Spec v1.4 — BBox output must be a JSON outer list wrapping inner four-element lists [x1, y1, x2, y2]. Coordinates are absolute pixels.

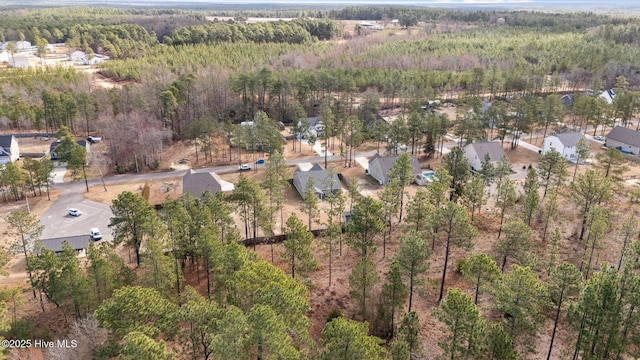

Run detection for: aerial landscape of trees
[[1, 2, 640, 359]]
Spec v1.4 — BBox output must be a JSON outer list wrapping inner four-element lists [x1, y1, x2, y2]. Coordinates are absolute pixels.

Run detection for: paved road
[[40, 143, 464, 241]]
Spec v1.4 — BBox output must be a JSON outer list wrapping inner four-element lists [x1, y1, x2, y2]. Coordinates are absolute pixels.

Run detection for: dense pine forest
[[1, 4, 640, 360]]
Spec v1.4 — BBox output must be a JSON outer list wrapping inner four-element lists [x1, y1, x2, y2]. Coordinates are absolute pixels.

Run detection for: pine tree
[[495, 178, 517, 239], [433, 288, 486, 359], [435, 201, 478, 303], [301, 176, 319, 231], [494, 265, 548, 354], [495, 219, 535, 271], [281, 213, 317, 280], [321, 317, 387, 360], [349, 255, 379, 320], [390, 153, 416, 222], [460, 253, 501, 304], [346, 196, 385, 258], [404, 188, 433, 233], [377, 260, 409, 338], [546, 262, 582, 360], [570, 169, 613, 241], [484, 323, 518, 360], [462, 176, 486, 223], [521, 167, 540, 226], [395, 230, 430, 312], [379, 179, 401, 258], [538, 149, 568, 198]]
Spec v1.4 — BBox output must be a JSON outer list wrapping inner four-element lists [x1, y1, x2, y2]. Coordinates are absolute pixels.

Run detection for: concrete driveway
[[40, 191, 113, 242]]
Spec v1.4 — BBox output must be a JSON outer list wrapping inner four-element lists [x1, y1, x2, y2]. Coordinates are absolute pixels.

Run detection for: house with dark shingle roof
[[605, 126, 640, 155], [464, 141, 506, 171], [36, 235, 91, 257], [367, 154, 421, 185], [292, 164, 342, 200], [543, 132, 588, 163], [182, 169, 234, 199], [50, 139, 90, 161], [0, 135, 19, 164]]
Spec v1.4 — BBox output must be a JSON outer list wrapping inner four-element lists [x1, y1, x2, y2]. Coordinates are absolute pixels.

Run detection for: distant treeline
[[165, 19, 341, 46]]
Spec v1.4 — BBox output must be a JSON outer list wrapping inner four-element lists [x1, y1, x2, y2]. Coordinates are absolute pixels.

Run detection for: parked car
[[68, 208, 81, 217], [90, 228, 102, 241], [255, 158, 265, 164], [593, 135, 605, 141], [239, 164, 251, 171]]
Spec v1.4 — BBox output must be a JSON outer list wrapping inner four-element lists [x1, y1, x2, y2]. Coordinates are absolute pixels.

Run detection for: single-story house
[[292, 163, 342, 200], [367, 154, 421, 185], [542, 132, 588, 163], [69, 50, 85, 62], [50, 140, 91, 161], [0, 135, 20, 164], [463, 141, 506, 171], [83, 54, 109, 65], [605, 126, 640, 155], [9, 54, 29, 68], [36, 235, 91, 257], [182, 169, 234, 199]]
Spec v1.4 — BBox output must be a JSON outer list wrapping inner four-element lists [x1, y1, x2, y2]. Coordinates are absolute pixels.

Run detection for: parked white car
[[68, 208, 81, 217], [90, 228, 102, 241]]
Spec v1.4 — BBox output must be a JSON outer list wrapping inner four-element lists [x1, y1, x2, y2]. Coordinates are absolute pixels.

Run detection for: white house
[[69, 50, 86, 62], [15, 41, 31, 50], [0, 135, 20, 164], [605, 125, 640, 155], [9, 54, 29, 68], [599, 89, 616, 105], [464, 141, 506, 171], [542, 132, 587, 163]]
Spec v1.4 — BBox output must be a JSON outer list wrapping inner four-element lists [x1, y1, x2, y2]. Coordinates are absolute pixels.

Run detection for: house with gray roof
[[182, 169, 234, 199], [542, 132, 588, 163], [463, 141, 506, 171], [605, 126, 640, 155], [37, 235, 91, 257], [0, 135, 19, 164], [292, 164, 342, 200], [367, 154, 421, 185], [50, 139, 90, 161]]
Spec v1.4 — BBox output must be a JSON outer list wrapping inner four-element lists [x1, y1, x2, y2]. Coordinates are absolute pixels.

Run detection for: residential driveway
[[51, 163, 67, 184], [40, 191, 113, 242]]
